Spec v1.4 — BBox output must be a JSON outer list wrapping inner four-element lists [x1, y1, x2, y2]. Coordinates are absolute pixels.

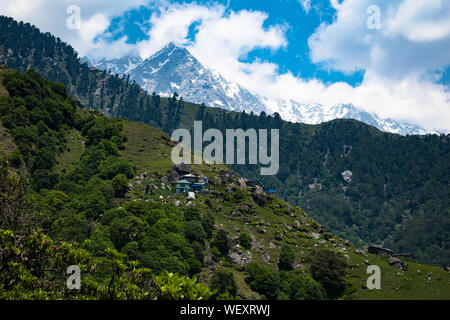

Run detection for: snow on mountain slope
[[87, 43, 428, 135], [264, 99, 428, 135], [90, 43, 267, 114]]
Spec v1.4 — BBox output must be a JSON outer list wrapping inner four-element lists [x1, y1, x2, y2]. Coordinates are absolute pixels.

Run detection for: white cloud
[[80, 14, 109, 42], [308, 0, 450, 77], [305, 0, 450, 131], [299, 0, 312, 13], [188, 7, 288, 84], [386, 0, 450, 42], [136, 2, 287, 65], [137, 3, 225, 59]]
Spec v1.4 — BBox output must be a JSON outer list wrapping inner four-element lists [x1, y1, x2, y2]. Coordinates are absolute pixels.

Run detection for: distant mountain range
[[87, 43, 427, 135]]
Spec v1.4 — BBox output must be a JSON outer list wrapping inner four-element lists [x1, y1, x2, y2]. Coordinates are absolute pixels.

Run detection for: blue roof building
[[175, 179, 191, 194]]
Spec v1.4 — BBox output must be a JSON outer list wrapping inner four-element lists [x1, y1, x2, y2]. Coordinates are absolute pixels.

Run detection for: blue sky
[[105, 0, 365, 86], [1, 0, 449, 131]]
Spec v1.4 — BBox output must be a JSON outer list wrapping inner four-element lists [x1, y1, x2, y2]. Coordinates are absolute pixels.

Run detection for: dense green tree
[[153, 271, 215, 300], [190, 241, 205, 265], [184, 207, 202, 221], [202, 211, 215, 239], [278, 245, 295, 271], [279, 270, 326, 300], [245, 263, 280, 300], [109, 216, 145, 251], [210, 269, 237, 298], [238, 232, 252, 250], [98, 157, 135, 180], [0, 228, 94, 299], [121, 241, 140, 261], [50, 211, 90, 243], [112, 173, 129, 198], [84, 226, 115, 257], [212, 229, 230, 256], [308, 248, 347, 299], [184, 220, 207, 243], [0, 158, 41, 234]]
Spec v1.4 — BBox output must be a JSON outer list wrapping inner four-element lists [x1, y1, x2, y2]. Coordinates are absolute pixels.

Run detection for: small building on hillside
[[197, 176, 209, 184], [182, 174, 197, 184], [368, 245, 393, 256], [191, 183, 207, 191], [174, 175, 209, 194], [175, 179, 191, 194]]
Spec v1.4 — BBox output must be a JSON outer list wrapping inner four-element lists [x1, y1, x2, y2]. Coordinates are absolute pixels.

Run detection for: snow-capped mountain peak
[[87, 43, 428, 135]]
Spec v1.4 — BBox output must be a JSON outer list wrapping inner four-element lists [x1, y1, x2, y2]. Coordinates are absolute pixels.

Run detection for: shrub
[[210, 269, 237, 298], [278, 245, 295, 271], [245, 262, 280, 299], [98, 157, 135, 180], [233, 189, 245, 202], [279, 270, 326, 300], [8, 148, 23, 168], [184, 207, 201, 221], [153, 271, 215, 300], [201, 212, 215, 238], [185, 220, 207, 243], [212, 229, 230, 255], [307, 248, 347, 299], [112, 173, 129, 198], [238, 232, 252, 249]]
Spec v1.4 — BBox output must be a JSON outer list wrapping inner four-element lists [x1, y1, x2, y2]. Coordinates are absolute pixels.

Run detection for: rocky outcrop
[[167, 163, 193, 183], [341, 170, 353, 183], [228, 249, 252, 267], [250, 233, 263, 251], [168, 169, 181, 183], [252, 193, 268, 207], [261, 251, 270, 263], [238, 177, 247, 189], [355, 249, 368, 257], [389, 257, 408, 271]]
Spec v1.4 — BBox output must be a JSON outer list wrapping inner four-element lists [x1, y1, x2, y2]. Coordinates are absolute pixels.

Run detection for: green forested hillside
[[0, 15, 449, 267], [0, 68, 449, 300], [0, 67, 216, 299]]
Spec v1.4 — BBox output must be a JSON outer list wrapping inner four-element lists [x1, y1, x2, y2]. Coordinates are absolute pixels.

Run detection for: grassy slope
[[54, 128, 85, 172], [119, 120, 175, 175], [109, 119, 450, 300], [347, 252, 450, 300], [120, 119, 229, 180]]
